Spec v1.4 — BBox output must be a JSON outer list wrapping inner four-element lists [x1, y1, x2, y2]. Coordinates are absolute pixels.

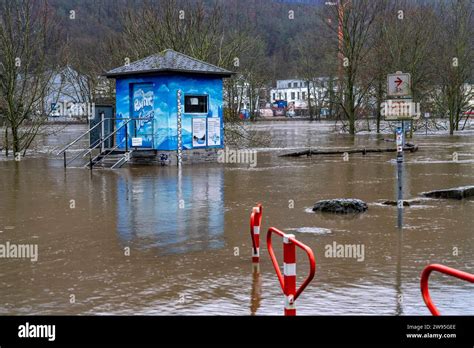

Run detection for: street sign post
[[396, 127, 403, 155], [385, 71, 413, 230], [424, 112, 430, 135], [396, 126, 404, 229], [387, 72, 411, 97]]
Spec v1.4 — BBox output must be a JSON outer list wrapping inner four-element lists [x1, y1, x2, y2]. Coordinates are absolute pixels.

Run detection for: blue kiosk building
[[105, 49, 233, 165]]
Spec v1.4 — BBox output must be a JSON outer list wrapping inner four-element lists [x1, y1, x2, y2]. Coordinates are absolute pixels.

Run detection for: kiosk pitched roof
[[105, 49, 233, 78]]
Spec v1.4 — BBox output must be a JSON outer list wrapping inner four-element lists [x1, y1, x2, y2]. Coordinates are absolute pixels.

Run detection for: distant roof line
[[276, 77, 333, 81], [104, 49, 233, 78]]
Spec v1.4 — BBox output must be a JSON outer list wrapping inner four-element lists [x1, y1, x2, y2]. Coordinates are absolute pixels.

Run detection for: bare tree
[[381, 2, 437, 101], [431, 0, 473, 134], [327, 0, 440, 135], [322, 0, 381, 135], [367, 2, 392, 133], [296, 7, 341, 121], [295, 31, 322, 120], [112, 0, 236, 68], [0, 0, 61, 157]]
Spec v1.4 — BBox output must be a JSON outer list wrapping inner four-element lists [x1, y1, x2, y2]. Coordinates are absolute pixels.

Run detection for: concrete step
[[91, 151, 131, 169], [132, 149, 157, 158]]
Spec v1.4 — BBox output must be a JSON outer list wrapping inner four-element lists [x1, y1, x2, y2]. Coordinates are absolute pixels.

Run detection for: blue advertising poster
[[131, 84, 154, 148]]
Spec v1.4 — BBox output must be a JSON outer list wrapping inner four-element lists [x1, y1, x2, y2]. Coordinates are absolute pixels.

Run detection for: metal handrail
[[420, 264, 474, 316], [82, 119, 132, 158], [57, 117, 135, 155], [82, 117, 153, 159], [88, 135, 129, 169], [57, 119, 107, 155], [58, 116, 154, 169], [267, 227, 316, 300], [110, 150, 133, 169], [65, 138, 101, 167]]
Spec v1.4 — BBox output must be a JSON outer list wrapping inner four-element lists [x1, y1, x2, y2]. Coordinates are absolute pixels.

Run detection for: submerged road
[[0, 121, 473, 315]]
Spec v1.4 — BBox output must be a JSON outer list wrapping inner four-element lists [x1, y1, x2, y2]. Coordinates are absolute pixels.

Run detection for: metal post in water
[[267, 228, 316, 316], [250, 204, 262, 272], [177, 89, 183, 167], [125, 122, 128, 153], [396, 123, 404, 229], [100, 112, 105, 153], [283, 234, 296, 316]]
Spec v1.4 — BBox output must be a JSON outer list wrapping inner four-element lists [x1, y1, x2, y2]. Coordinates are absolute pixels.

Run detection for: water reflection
[[0, 122, 472, 315], [396, 159, 404, 229], [395, 231, 403, 315], [116, 167, 225, 254], [250, 269, 262, 315]]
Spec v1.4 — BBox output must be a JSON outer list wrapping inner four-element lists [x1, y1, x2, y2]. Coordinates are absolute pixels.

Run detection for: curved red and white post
[[267, 227, 316, 316], [250, 204, 263, 270], [283, 234, 296, 316]]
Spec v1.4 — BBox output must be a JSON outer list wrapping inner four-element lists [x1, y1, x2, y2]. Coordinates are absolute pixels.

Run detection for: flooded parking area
[[0, 121, 473, 315]]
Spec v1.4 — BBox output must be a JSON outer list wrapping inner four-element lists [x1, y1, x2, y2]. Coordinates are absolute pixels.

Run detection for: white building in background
[[270, 78, 333, 103], [271, 79, 308, 103], [269, 78, 337, 117]]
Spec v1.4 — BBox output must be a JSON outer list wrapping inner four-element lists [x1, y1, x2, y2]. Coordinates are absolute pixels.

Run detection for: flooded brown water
[[0, 121, 473, 315]]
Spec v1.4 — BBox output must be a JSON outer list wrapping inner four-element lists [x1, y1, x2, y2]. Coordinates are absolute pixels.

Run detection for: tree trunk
[[346, 98, 356, 134], [4, 125, 9, 157], [449, 112, 455, 135], [328, 80, 334, 119], [249, 89, 254, 121], [12, 125, 20, 154], [349, 116, 355, 135], [307, 84, 313, 121], [376, 79, 383, 133], [347, 93, 356, 135]]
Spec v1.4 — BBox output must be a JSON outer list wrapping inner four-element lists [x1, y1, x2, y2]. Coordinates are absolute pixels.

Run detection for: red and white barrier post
[[283, 234, 296, 316], [267, 227, 316, 316], [250, 204, 262, 271]]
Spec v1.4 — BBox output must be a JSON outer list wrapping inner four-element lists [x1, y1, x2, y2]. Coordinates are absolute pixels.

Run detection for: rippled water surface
[[0, 121, 473, 315]]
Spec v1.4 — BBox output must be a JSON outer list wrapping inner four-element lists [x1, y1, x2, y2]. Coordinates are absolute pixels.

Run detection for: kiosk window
[[185, 95, 208, 113]]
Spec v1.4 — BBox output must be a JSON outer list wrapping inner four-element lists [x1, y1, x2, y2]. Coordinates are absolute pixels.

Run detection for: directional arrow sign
[[387, 72, 411, 97]]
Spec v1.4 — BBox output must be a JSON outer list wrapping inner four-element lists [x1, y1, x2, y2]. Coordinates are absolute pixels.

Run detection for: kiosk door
[[131, 83, 154, 148]]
